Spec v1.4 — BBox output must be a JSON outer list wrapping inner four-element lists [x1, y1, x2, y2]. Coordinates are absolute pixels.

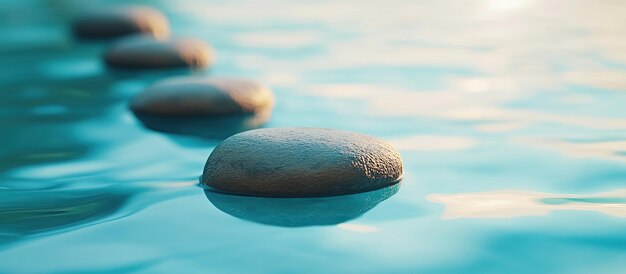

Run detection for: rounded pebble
[[72, 7, 169, 40], [131, 77, 274, 138], [103, 36, 214, 69], [204, 183, 399, 227], [131, 77, 274, 116], [202, 127, 403, 197]]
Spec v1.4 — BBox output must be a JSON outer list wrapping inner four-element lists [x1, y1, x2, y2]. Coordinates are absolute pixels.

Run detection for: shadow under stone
[[204, 183, 400, 227], [133, 110, 271, 140]]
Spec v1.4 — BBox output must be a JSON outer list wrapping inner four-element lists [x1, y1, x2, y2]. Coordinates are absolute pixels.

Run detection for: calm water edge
[[0, 0, 625, 273]]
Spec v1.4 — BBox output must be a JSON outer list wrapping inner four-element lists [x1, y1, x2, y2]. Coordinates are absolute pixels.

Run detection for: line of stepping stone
[[71, 5, 403, 198]]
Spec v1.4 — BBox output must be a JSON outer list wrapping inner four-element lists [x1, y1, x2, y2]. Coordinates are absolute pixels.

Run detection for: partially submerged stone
[[72, 6, 169, 40], [103, 36, 214, 69], [202, 128, 403, 197], [131, 77, 274, 116], [130, 77, 274, 138], [204, 183, 400, 227]]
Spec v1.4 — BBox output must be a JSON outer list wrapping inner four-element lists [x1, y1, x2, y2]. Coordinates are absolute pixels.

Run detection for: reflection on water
[[205, 183, 399, 227], [429, 189, 626, 219], [0, 188, 128, 243], [388, 135, 477, 152], [133, 110, 271, 140], [521, 138, 626, 163]]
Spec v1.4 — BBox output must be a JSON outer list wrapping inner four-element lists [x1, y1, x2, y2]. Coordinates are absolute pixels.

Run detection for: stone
[[204, 183, 400, 227], [71, 6, 169, 40], [103, 35, 214, 69], [131, 77, 274, 116], [201, 128, 403, 197], [130, 77, 274, 139]]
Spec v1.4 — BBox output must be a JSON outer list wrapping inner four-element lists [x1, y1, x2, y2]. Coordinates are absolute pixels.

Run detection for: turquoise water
[[1, 0, 626, 273]]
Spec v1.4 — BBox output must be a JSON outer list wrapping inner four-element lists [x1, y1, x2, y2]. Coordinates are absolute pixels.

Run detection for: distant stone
[[202, 128, 403, 197], [72, 6, 169, 40], [205, 183, 400, 227], [130, 77, 274, 139], [103, 36, 214, 69], [131, 77, 274, 116]]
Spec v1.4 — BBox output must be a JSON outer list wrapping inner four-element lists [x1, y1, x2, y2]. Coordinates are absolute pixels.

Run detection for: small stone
[[103, 36, 214, 69], [72, 6, 169, 40], [202, 128, 403, 197], [130, 77, 274, 138], [204, 183, 400, 227]]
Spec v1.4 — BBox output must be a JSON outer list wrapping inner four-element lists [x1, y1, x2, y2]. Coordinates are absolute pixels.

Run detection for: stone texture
[[202, 128, 403, 197], [130, 77, 274, 139], [72, 6, 169, 40], [204, 183, 400, 227], [103, 36, 214, 69]]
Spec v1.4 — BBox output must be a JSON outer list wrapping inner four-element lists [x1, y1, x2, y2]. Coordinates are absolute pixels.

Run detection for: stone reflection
[[0, 189, 128, 244], [205, 183, 400, 227], [133, 110, 271, 140]]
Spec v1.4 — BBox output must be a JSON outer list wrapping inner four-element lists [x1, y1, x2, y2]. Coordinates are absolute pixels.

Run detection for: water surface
[[0, 0, 625, 273]]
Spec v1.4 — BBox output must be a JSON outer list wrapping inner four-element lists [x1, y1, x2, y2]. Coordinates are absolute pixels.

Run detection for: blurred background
[[0, 0, 625, 273]]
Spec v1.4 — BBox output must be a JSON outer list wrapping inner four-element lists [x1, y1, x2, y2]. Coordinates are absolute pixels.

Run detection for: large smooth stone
[[204, 183, 399, 227], [103, 36, 214, 69], [202, 128, 403, 197], [130, 77, 274, 139], [71, 7, 169, 40]]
